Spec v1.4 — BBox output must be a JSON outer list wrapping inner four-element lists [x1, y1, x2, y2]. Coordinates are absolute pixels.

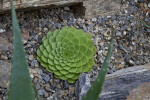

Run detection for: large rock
[[0, 60, 11, 88], [75, 73, 91, 100], [75, 64, 150, 100], [0, 0, 121, 18]]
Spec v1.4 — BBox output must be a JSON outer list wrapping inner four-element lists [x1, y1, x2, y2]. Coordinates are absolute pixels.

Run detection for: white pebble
[[0, 29, 5, 33], [64, 7, 70, 11], [148, 3, 150, 8], [107, 16, 111, 19], [92, 18, 97, 22], [123, 31, 127, 35]]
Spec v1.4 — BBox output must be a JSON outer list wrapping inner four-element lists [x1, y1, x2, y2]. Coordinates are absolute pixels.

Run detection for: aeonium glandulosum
[[37, 26, 96, 83]]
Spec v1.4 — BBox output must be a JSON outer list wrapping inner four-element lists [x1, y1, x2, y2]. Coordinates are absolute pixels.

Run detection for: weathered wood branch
[[0, 0, 121, 18]]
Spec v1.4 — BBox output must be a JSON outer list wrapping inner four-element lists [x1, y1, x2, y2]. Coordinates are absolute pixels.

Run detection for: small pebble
[[29, 55, 34, 61], [116, 31, 122, 36], [44, 91, 49, 97], [38, 89, 45, 96], [38, 69, 43, 75], [43, 74, 50, 83], [64, 7, 70, 11], [145, 18, 150, 22], [64, 81, 69, 89], [92, 18, 97, 22], [55, 23, 61, 29], [0, 29, 5, 33], [148, 3, 150, 8]]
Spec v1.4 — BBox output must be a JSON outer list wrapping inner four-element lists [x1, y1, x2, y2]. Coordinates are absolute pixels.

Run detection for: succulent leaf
[[37, 27, 96, 83]]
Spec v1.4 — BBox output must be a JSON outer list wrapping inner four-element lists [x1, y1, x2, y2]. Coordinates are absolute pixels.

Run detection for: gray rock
[[108, 69, 114, 74], [38, 89, 45, 96], [55, 23, 61, 29], [0, 60, 11, 87], [83, 25, 88, 33], [127, 16, 134, 21], [75, 64, 150, 100], [145, 18, 150, 22], [38, 69, 43, 75], [97, 18, 103, 25], [121, 25, 127, 31], [38, 36, 42, 44], [67, 21, 73, 26], [38, 78, 45, 84], [146, 29, 150, 33], [88, 24, 94, 30], [128, 6, 138, 14], [148, 3, 150, 8], [111, 15, 116, 20], [64, 81, 69, 89], [112, 67, 117, 72], [54, 97, 58, 100], [31, 59, 39, 67], [75, 73, 91, 100], [116, 31, 122, 37], [119, 45, 127, 52], [64, 7, 70, 11], [43, 74, 50, 83], [125, 54, 130, 61], [44, 91, 49, 97]]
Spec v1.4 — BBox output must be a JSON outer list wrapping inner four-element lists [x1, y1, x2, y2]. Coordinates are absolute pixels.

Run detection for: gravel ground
[[0, 0, 150, 99]]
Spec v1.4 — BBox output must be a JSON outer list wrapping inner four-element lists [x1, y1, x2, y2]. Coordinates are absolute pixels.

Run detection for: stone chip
[[0, 60, 11, 87]]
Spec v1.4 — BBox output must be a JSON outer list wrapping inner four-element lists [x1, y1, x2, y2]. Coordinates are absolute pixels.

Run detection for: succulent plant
[[37, 26, 96, 83]]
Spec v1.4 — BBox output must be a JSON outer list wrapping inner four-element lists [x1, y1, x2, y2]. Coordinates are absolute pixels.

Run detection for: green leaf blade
[[139, 20, 150, 28], [82, 30, 114, 100], [8, 1, 36, 100]]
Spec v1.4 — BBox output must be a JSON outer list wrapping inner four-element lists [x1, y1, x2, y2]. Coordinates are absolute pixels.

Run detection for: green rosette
[[37, 26, 96, 83]]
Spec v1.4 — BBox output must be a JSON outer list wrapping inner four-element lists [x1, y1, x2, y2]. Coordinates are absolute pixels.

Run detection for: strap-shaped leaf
[[82, 30, 114, 100], [139, 20, 150, 28], [8, 0, 37, 100]]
